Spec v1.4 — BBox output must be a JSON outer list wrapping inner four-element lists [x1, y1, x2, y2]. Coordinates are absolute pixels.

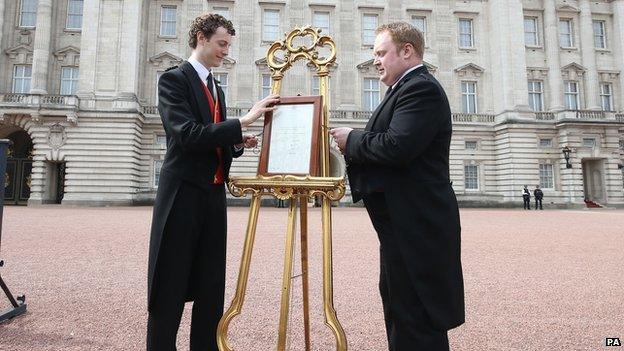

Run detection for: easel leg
[[321, 197, 347, 350], [299, 196, 311, 351], [277, 198, 298, 351], [217, 194, 262, 351]]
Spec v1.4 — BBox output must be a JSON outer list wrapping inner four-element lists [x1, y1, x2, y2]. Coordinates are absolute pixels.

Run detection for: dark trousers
[[523, 197, 530, 210], [535, 198, 542, 210], [363, 193, 449, 351], [147, 182, 227, 351]]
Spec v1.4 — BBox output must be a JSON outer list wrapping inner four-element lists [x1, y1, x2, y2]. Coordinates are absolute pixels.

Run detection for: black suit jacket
[[147, 61, 243, 309], [345, 66, 465, 330]]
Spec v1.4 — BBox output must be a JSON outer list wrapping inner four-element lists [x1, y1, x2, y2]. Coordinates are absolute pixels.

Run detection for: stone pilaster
[[543, 0, 564, 111], [0, 0, 5, 50], [487, 0, 530, 113], [613, 0, 624, 111], [579, 0, 600, 110], [29, 0, 52, 94]]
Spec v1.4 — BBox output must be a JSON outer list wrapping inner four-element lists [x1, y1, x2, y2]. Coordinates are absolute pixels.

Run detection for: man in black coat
[[147, 14, 279, 351], [523, 185, 531, 210], [534, 185, 544, 210], [330, 22, 464, 350]]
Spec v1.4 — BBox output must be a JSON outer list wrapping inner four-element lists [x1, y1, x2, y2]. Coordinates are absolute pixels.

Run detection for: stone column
[[543, 0, 564, 111], [579, 0, 600, 110], [29, 0, 52, 94], [612, 0, 624, 111], [487, 0, 530, 113], [77, 0, 99, 95], [117, 0, 143, 97], [0, 0, 5, 50]]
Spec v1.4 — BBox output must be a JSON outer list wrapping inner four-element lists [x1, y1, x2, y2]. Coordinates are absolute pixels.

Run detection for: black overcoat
[[147, 61, 243, 310], [345, 66, 465, 330]]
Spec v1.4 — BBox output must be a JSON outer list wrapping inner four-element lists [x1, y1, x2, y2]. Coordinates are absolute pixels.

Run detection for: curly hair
[[376, 22, 424, 58], [188, 13, 235, 49]]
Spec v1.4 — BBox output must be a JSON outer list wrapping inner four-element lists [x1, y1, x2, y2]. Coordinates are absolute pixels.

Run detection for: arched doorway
[[4, 130, 33, 205]]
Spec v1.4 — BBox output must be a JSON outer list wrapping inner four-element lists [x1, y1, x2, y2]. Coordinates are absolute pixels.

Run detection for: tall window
[[458, 19, 474, 48], [524, 17, 539, 46], [539, 138, 552, 148], [214, 73, 228, 102], [60, 67, 79, 95], [312, 76, 330, 96], [362, 14, 378, 46], [583, 137, 596, 148], [593, 20, 606, 49], [412, 16, 426, 44], [465, 141, 477, 150], [154, 160, 163, 187], [464, 165, 479, 190], [263, 9, 280, 42], [559, 19, 574, 48], [461, 81, 477, 114], [539, 164, 554, 189], [19, 0, 37, 27], [12, 65, 32, 93], [213, 7, 230, 20], [362, 78, 380, 111], [66, 0, 83, 29], [600, 83, 612, 111], [160, 6, 176, 37], [528, 80, 544, 112], [564, 81, 579, 110], [261, 74, 272, 99], [313, 11, 330, 34]]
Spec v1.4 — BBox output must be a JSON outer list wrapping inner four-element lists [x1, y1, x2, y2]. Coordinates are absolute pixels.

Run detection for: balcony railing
[[615, 113, 624, 123], [330, 110, 373, 119], [0, 93, 78, 109], [535, 112, 555, 120], [142, 105, 158, 115], [575, 110, 605, 119], [452, 113, 496, 123]]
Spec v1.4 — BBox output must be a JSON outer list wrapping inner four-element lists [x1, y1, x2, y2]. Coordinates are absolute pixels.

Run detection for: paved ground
[[0, 205, 622, 350]]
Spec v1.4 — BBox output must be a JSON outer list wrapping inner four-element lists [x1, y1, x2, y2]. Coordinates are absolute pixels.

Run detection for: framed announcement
[[258, 96, 323, 176]]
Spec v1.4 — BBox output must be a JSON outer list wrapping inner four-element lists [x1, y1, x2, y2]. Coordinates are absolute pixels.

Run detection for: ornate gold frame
[[217, 27, 347, 351]]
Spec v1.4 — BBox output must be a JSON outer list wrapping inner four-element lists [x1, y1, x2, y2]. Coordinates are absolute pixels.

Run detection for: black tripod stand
[[0, 139, 26, 322]]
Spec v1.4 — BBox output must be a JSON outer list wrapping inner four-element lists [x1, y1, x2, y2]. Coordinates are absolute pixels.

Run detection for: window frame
[[411, 15, 427, 46], [528, 80, 544, 112], [524, 16, 539, 47], [262, 9, 280, 43], [12, 64, 32, 94], [214, 72, 228, 103], [600, 82, 613, 111], [261, 74, 272, 99], [159, 5, 177, 38], [464, 164, 479, 191], [559, 18, 574, 48], [458, 18, 474, 48], [362, 77, 380, 111], [60, 66, 80, 95], [65, 0, 84, 30], [362, 13, 378, 47], [564, 80, 579, 110], [19, 0, 37, 28], [593, 20, 606, 49], [538, 163, 554, 190], [461, 81, 478, 114], [313, 10, 330, 34]]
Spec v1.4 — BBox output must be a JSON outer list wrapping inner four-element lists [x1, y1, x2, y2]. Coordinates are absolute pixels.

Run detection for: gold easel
[[216, 27, 347, 351]]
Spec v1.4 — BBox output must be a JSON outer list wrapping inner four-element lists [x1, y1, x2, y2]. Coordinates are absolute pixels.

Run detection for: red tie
[[201, 78, 224, 184]]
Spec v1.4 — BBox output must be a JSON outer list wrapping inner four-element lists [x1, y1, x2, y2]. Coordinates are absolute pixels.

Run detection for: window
[[19, 0, 37, 27], [263, 9, 280, 42], [593, 20, 606, 49], [261, 74, 272, 99], [155, 71, 164, 104], [154, 160, 163, 187], [458, 18, 473, 48], [559, 19, 574, 48], [528, 81, 544, 112], [539, 138, 552, 147], [60, 67, 79, 95], [362, 14, 378, 46], [12, 65, 32, 93], [461, 81, 477, 114], [362, 78, 380, 111], [600, 83, 612, 111], [213, 7, 230, 20], [464, 165, 479, 190], [313, 11, 330, 34], [412, 16, 426, 44], [619, 139, 624, 150], [564, 81, 579, 110], [155, 134, 167, 149], [160, 6, 176, 37], [583, 138, 596, 148], [465, 141, 477, 150], [524, 17, 539, 46], [539, 164, 554, 189], [66, 0, 83, 29], [214, 73, 228, 102]]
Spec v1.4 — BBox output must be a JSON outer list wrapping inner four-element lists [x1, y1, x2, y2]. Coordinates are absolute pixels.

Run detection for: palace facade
[[1, 0, 623, 207]]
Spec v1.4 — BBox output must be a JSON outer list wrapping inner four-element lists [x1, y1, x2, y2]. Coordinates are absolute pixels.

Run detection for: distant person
[[522, 185, 531, 210], [534, 185, 543, 210]]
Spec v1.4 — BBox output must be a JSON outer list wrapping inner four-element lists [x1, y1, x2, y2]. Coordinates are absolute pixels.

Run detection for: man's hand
[[329, 127, 353, 154], [241, 134, 258, 148], [240, 94, 280, 128]]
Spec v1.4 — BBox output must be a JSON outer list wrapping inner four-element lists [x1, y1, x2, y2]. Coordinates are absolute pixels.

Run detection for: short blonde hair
[[376, 22, 424, 58]]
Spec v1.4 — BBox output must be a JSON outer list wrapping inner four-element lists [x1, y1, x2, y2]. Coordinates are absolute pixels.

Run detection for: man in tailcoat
[[146, 14, 279, 350], [330, 22, 464, 350]]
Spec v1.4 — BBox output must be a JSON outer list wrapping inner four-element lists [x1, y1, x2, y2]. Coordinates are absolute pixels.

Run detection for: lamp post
[[562, 146, 572, 169]]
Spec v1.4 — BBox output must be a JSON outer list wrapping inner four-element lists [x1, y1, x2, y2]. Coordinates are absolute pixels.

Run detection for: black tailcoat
[[147, 61, 243, 309], [345, 66, 465, 330]]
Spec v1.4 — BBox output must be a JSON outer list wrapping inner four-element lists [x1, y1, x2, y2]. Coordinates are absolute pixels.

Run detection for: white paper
[[267, 103, 315, 174]]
